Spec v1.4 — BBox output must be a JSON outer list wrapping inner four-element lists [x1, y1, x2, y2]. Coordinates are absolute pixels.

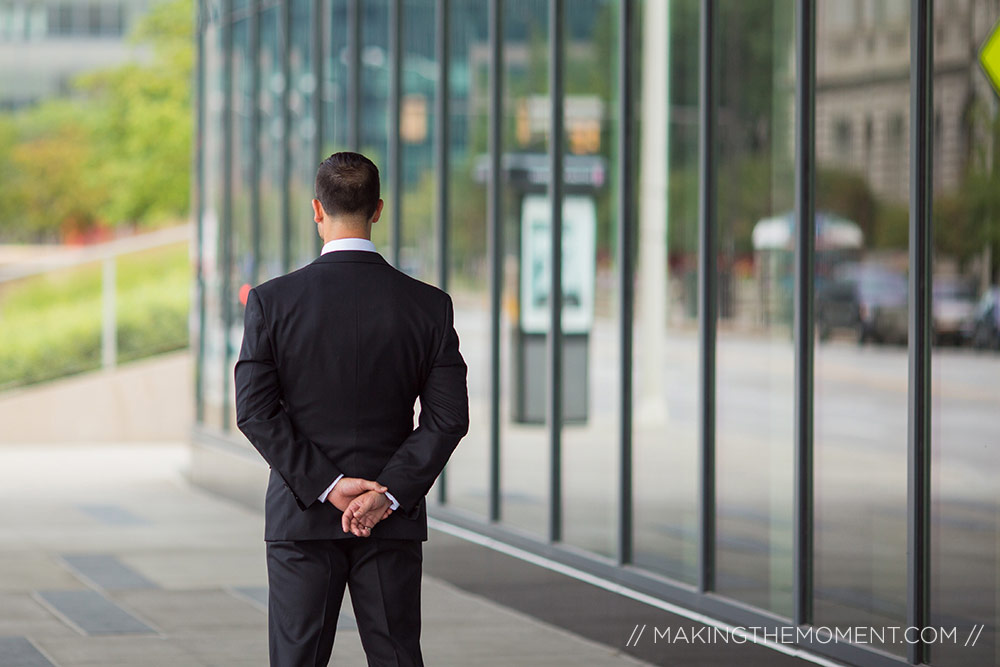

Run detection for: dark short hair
[[315, 152, 380, 220]]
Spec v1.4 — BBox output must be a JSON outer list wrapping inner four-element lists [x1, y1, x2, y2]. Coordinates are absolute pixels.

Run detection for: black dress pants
[[265, 537, 423, 667]]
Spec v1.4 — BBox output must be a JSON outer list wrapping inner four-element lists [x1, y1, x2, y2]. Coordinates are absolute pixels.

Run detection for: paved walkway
[[0, 443, 649, 666]]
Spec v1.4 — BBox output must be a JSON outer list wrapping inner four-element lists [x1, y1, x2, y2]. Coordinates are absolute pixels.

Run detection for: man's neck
[[321, 220, 371, 244]]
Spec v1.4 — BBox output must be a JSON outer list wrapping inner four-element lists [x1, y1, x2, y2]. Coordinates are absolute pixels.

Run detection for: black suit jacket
[[234, 250, 469, 542]]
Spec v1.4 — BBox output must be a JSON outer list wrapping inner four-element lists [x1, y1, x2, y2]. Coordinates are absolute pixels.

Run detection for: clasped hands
[[325, 477, 394, 537]]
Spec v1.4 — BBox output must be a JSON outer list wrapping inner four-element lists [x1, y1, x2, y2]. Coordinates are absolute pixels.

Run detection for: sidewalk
[[0, 443, 648, 667]]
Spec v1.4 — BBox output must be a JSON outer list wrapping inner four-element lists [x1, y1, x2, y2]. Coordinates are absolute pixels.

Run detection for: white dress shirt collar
[[320, 237, 377, 255]]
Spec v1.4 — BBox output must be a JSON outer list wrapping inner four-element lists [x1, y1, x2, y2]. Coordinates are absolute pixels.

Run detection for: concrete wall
[[0, 351, 193, 443]]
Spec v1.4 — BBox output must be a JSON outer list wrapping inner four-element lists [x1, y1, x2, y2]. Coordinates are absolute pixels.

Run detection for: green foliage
[[0, 101, 107, 240], [78, 0, 194, 226], [873, 202, 909, 251], [817, 168, 878, 241], [448, 157, 488, 272], [945, 100, 1000, 276], [0, 0, 193, 241], [0, 243, 190, 390]]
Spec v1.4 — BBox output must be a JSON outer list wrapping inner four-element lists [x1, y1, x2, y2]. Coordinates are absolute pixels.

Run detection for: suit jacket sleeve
[[235, 288, 342, 510], [376, 295, 469, 511]]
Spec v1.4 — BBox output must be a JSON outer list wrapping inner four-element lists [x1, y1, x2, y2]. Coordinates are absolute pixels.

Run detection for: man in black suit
[[234, 151, 469, 667]]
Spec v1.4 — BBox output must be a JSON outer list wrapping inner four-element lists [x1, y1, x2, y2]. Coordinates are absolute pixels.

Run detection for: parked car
[[932, 277, 977, 345], [962, 287, 1000, 350], [816, 263, 908, 344]]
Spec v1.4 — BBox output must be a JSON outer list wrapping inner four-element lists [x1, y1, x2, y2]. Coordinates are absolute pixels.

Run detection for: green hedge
[[0, 242, 190, 390]]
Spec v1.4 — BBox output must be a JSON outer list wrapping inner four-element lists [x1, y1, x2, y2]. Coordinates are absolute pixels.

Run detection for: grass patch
[[0, 241, 190, 390]]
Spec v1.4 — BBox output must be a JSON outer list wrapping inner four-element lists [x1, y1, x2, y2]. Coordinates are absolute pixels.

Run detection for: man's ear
[[312, 198, 325, 223], [370, 199, 384, 224]]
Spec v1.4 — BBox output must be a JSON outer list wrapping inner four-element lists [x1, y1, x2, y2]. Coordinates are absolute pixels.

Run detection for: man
[[234, 151, 469, 667]]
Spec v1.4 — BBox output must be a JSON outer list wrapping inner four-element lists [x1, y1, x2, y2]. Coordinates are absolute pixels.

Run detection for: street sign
[[982, 19, 1000, 97]]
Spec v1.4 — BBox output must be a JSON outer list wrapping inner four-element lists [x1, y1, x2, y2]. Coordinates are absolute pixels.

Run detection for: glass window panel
[[100, 2, 121, 36], [289, 0, 319, 268], [258, 4, 284, 282], [559, 0, 620, 559], [200, 13, 225, 429], [631, 0, 701, 584], [713, 0, 795, 616], [87, 2, 101, 36], [438, 0, 490, 517], [499, 0, 549, 538], [229, 15, 255, 430], [813, 0, 910, 655], [363, 0, 391, 251], [231, 15, 255, 291], [929, 1, 1000, 663], [323, 0, 349, 155], [399, 0, 437, 283]]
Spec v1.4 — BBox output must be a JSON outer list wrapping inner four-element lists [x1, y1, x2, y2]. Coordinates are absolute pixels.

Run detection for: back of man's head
[[315, 152, 380, 221]]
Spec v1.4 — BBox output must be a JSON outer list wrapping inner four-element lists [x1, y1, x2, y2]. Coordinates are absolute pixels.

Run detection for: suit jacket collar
[[311, 250, 389, 266]]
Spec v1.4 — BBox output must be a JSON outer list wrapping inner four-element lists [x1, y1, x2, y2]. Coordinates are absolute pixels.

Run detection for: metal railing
[[0, 225, 191, 388]]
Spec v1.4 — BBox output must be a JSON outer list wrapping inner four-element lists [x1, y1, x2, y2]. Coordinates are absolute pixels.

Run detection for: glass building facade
[[192, 1, 1000, 665]]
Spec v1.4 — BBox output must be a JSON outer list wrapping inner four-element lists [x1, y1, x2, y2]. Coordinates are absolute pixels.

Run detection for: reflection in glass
[[289, 0, 318, 269], [400, 0, 437, 283], [200, 17, 224, 429], [228, 13, 255, 430], [499, 0, 549, 537], [631, 0, 700, 584], [363, 0, 391, 251], [713, 0, 795, 616], [439, 0, 490, 518], [326, 0, 391, 249], [323, 0, 348, 155], [560, 0, 620, 559], [929, 1, 1000, 663], [813, 0, 910, 654], [258, 4, 284, 282]]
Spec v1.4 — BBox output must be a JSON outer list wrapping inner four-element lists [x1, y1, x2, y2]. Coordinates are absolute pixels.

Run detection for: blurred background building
[[0, 0, 152, 109], [815, 0, 996, 202]]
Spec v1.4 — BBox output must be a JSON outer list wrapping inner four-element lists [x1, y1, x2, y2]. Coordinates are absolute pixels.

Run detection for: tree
[[0, 101, 106, 240], [78, 0, 194, 227], [0, 0, 193, 241]]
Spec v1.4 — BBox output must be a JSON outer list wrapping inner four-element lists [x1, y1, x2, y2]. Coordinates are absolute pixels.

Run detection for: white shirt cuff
[[318, 474, 344, 503], [384, 491, 400, 511]]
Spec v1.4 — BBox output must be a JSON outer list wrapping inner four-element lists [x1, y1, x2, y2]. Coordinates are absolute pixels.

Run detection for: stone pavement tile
[[169, 629, 268, 667], [0, 528, 29, 552], [74, 504, 148, 527], [16, 523, 260, 555], [0, 636, 56, 667], [229, 586, 268, 611], [34, 590, 157, 636], [112, 590, 265, 634], [327, 626, 368, 664], [60, 554, 158, 591], [418, 579, 650, 666], [119, 549, 266, 590], [33, 635, 205, 667], [0, 594, 79, 639], [0, 555, 87, 593]]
